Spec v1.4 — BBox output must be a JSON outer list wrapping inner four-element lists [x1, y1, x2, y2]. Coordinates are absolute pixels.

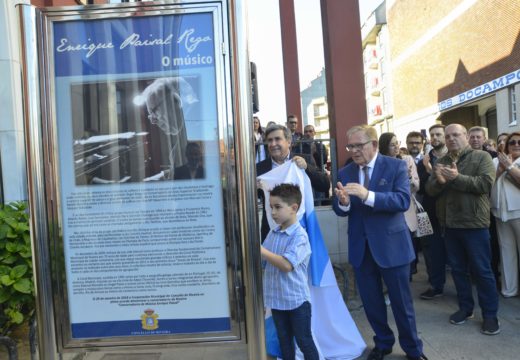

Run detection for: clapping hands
[[422, 154, 433, 174], [497, 152, 513, 172], [335, 182, 369, 205], [434, 162, 458, 184]]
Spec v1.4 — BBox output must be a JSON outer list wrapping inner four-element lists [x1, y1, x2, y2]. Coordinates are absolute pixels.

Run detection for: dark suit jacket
[[300, 141, 328, 169], [174, 165, 204, 180], [333, 154, 414, 268], [257, 153, 330, 241]]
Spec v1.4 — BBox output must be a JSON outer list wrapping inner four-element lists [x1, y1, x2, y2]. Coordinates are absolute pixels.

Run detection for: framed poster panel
[[34, 1, 245, 350]]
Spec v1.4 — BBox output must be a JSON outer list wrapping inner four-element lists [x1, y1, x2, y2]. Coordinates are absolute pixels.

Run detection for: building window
[[510, 86, 518, 126], [380, 56, 386, 83], [313, 103, 327, 117], [381, 87, 388, 114], [313, 104, 320, 117], [377, 30, 385, 52]]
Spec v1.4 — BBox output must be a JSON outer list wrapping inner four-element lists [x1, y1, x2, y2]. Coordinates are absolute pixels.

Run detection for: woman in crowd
[[497, 133, 509, 153], [379, 132, 420, 278], [491, 132, 520, 297], [253, 116, 266, 163], [484, 139, 497, 152]]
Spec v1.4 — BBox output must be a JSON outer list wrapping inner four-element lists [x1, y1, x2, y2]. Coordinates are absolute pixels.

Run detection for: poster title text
[[56, 28, 211, 59]]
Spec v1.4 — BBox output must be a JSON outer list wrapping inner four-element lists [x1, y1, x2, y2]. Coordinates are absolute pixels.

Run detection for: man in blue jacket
[[333, 125, 426, 360]]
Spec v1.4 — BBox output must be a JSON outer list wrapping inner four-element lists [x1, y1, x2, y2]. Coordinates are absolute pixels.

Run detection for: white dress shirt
[[338, 153, 378, 211]]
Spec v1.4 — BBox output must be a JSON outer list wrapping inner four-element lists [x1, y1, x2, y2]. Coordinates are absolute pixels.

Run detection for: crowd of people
[[254, 115, 328, 168], [254, 115, 330, 204], [254, 115, 520, 360]]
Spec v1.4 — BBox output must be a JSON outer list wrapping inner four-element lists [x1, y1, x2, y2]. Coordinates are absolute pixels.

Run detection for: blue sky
[[248, 0, 383, 125]]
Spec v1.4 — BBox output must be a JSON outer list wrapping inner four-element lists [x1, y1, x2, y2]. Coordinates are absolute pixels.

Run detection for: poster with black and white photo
[[53, 11, 230, 339]]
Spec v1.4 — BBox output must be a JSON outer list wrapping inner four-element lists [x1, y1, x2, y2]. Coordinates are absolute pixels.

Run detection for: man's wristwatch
[[507, 164, 515, 172]]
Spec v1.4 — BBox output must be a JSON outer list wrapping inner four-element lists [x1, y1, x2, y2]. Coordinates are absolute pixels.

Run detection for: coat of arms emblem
[[141, 309, 159, 330]]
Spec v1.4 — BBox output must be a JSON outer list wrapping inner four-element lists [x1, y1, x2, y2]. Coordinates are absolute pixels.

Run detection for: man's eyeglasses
[[508, 139, 520, 146], [346, 140, 371, 152], [288, 121, 297, 125]]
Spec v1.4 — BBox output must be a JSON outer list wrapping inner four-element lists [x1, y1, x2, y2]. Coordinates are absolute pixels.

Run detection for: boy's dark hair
[[270, 183, 302, 209]]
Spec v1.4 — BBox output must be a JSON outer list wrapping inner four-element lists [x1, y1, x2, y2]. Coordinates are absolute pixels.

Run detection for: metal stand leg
[[0, 336, 18, 360], [30, 317, 37, 360]]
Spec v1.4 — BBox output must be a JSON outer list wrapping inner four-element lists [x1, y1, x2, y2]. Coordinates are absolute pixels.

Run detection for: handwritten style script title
[[56, 29, 211, 58]]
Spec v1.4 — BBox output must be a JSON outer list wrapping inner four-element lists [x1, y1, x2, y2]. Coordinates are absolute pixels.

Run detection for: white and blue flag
[[259, 161, 366, 360]]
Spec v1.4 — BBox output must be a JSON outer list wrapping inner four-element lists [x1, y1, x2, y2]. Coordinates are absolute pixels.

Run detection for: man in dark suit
[[416, 124, 448, 299], [333, 125, 427, 360], [257, 124, 329, 241], [287, 114, 303, 143], [302, 125, 328, 170]]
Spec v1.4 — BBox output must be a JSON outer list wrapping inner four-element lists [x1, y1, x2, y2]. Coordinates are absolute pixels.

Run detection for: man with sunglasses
[[426, 124, 499, 336], [287, 114, 303, 143], [333, 125, 426, 360], [302, 125, 328, 170]]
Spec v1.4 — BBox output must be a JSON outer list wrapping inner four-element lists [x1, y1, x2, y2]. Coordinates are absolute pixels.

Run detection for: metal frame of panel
[[18, 1, 264, 358]]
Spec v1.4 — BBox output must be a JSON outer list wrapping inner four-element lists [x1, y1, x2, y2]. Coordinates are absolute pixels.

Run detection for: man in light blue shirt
[[261, 183, 318, 360]]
